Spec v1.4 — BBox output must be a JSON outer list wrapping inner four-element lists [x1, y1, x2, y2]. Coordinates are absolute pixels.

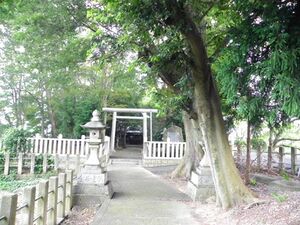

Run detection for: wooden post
[[57, 173, 66, 219], [34, 134, 40, 154], [4, 153, 10, 175], [65, 170, 73, 215], [17, 153, 23, 175], [36, 180, 49, 225], [111, 112, 117, 151], [57, 134, 63, 155], [48, 177, 58, 225], [30, 153, 35, 174], [80, 135, 85, 156], [43, 154, 48, 173], [150, 112, 153, 141], [0, 193, 17, 225], [142, 112, 148, 154], [278, 147, 284, 172], [22, 186, 36, 225], [291, 147, 296, 175]]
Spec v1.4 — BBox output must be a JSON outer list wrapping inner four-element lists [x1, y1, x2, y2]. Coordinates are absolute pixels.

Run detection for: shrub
[[34, 155, 55, 174], [1, 128, 31, 156]]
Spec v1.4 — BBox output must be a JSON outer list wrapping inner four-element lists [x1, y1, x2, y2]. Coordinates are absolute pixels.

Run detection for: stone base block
[[190, 170, 214, 187], [187, 166, 215, 202], [187, 181, 215, 202], [195, 166, 212, 176], [78, 172, 108, 185]]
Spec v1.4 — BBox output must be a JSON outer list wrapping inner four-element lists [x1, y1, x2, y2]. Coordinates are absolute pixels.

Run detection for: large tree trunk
[[171, 111, 203, 179], [180, 8, 256, 209]]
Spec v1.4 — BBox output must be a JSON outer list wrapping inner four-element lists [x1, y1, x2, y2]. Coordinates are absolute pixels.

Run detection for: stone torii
[[102, 107, 158, 151]]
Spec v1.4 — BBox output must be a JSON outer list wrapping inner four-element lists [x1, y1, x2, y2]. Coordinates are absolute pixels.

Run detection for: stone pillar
[[111, 112, 117, 151], [187, 146, 215, 202], [142, 113, 148, 153]]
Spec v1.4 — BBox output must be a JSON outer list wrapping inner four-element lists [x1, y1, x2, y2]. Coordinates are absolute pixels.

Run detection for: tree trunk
[[46, 91, 57, 137], [257, 146, 261, 170], [245, 120, 251, 184], [267, 127, 273, 170], [180, 9, 256, 209], [236, 144, 241, 164], [171, 111, 203, 179]]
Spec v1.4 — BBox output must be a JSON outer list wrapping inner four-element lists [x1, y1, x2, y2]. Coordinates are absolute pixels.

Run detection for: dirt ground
[[60, 206, 96, 225], [61, 167, 300, 225], [164, 175, 300, 225]]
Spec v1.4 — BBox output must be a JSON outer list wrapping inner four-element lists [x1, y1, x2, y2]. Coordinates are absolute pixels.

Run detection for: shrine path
[[91, 164, 201, 225]]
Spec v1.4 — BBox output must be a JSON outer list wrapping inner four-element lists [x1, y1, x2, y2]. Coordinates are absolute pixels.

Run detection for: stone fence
[[1, 153, 84, 176], [28, 134, 110, 158], [143, 141, 186, 166], [0, 170, 73, 225]]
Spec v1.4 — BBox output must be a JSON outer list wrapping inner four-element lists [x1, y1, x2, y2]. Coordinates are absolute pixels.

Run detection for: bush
[[34, 155, 55, 174], [1, 128, 31, 156]]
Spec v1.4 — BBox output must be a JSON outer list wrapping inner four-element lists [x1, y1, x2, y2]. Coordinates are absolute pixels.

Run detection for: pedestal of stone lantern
[[73, 110, 113, 207], [187, 146, 215, 202]]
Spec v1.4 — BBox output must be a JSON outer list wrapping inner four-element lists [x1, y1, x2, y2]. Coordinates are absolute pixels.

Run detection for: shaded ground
[[158, 166, 300, 225], [61, 206, 96, 225], [110, 146, 142, 159], [91, 165, 200, 225]]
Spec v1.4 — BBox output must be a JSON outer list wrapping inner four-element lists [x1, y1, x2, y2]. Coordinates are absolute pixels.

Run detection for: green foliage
[[1, 128, 31, 155], [0, 153, 5, 173], [280, 170, 290, 181], [251, 138, 267, 150], [271, 192, 288, 203], [214, 0, 300, 129], [0, 171, 56, 192], [34, 155, 54, 174], [234, 138, 246, 148], [249, 178, 257, 186]]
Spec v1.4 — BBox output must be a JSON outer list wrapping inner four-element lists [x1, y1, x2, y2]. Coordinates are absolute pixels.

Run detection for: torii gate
[[102, 108, 158, 151]]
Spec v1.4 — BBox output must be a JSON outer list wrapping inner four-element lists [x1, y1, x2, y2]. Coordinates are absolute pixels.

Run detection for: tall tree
[[88, 0, 256, 208]]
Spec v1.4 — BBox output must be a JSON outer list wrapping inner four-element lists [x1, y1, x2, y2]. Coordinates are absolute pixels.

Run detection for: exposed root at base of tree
[[171, 160, 192, 179], [244, 199, 268, 210]]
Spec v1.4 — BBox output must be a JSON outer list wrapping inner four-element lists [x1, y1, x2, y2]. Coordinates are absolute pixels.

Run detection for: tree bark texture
[[176, 6, 255, 209], [171, 111, 203, 179]]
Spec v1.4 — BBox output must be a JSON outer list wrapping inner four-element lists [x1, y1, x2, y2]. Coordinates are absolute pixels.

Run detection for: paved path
[[91, 165, 201, 225]]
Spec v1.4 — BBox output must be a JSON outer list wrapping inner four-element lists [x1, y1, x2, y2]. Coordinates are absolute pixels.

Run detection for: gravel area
[[60, 206, 96, 225]]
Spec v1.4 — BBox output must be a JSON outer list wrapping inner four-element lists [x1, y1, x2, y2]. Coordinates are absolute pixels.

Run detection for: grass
[[0, 171, 57, 192]]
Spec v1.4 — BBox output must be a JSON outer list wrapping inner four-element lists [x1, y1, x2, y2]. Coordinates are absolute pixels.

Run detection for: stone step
[[109, 158, 141, 166]]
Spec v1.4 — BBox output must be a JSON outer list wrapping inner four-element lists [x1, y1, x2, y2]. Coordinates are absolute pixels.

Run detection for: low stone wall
[[142, 158, 181, 167]]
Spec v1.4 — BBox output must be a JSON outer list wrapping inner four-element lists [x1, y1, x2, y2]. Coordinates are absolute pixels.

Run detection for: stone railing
[[143, 141, 186, 166], [0, 170, 74, 225], [28, 135, 110, 158]]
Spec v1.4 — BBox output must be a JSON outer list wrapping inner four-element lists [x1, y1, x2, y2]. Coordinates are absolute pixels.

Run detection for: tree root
[[244, 199, 268, 210]]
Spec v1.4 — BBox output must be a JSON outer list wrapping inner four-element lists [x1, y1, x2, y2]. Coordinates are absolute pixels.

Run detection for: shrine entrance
[[102, 108, 158, 153]]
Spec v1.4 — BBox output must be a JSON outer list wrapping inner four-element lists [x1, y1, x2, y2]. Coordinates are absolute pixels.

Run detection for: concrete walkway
[[91, 165, 200, 225]]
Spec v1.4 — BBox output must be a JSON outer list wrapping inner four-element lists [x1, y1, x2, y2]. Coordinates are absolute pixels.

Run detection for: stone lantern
[[74, 110, 113, 207], [81, 110, 106, 167]]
